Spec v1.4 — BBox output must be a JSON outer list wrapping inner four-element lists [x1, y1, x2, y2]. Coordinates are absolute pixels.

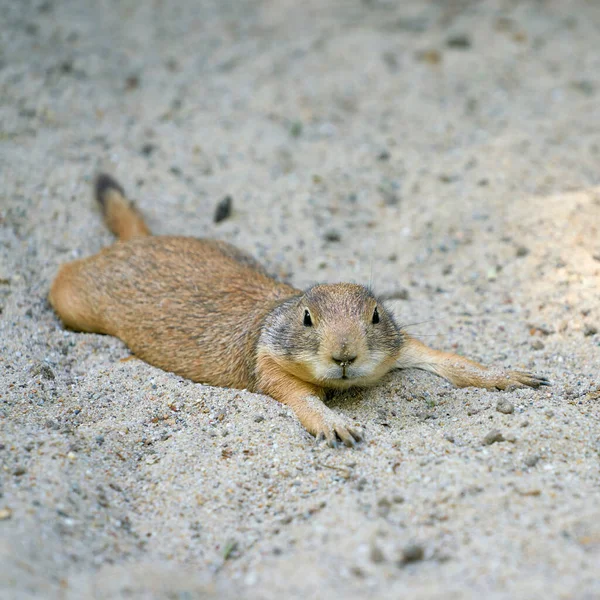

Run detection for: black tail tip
[[95, 173, 125, 207]]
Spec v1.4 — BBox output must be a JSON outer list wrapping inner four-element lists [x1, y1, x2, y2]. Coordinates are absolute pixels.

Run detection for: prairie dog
[[49, 175, 548, 446]]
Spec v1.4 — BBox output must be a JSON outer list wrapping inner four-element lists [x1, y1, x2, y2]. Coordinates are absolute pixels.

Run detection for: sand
[[1, 0, 600, 598]]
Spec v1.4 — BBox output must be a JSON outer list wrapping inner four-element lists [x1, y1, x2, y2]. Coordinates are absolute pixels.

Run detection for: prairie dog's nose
[[332, 355, 357, 366]]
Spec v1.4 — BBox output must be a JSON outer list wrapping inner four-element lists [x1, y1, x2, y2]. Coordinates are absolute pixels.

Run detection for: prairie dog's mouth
[[333, 365, 356, 381]]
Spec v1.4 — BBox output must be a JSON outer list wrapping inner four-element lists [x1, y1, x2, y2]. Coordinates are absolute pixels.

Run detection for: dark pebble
[[531, 340, 545, 350], [41, 364, 55, 380], [516, 245, 530, 257], [141, 143, 156, 156], [584, 324, 598, 337], [214, 195, 233, 223], [254, 415, 265, 423], [439, 173, 460, 183], [446, 34, 471, 49], [125, 75, 140, 90], [324, 230, 341, 243], [400, 543, 425, 564]]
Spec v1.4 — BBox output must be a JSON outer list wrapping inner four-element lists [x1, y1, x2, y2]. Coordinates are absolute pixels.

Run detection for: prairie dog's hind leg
[[396, 335, 550, 390], [48, 260, 105, 334]]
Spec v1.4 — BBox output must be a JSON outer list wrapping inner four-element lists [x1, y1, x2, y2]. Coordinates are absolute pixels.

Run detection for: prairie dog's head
[[262, 283, 403, 389]]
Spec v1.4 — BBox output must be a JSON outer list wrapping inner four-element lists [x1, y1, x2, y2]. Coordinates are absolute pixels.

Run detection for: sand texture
[[2, 0, 600, 598]]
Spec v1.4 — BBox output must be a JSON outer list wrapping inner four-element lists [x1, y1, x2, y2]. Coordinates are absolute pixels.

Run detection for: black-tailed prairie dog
[[49, 175, 549, 446]]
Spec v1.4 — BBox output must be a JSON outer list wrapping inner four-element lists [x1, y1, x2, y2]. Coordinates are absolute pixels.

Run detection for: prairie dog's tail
[[95, 174, 151, 241]]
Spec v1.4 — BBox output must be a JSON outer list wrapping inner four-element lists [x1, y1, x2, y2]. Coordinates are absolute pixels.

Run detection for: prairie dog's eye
[[303, 309, 313, 327], [372, 307, 380, 324]]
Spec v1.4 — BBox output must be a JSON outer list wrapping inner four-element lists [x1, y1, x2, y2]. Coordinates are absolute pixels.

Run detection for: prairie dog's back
[[50, 235, 298, 388]]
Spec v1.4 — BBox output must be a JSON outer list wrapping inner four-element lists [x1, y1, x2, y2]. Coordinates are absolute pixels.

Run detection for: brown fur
[[48, 175, 549, 447]]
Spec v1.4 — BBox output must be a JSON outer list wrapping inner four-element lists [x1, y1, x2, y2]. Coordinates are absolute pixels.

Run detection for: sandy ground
[[2, 0, 600, 598]]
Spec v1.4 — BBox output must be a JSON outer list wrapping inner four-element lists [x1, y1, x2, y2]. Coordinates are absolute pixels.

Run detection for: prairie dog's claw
[[507, 370, 551, 389], [312, 408, 363, 448]]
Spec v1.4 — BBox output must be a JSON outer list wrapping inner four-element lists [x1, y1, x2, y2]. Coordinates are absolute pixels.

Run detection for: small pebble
[[446, 34, 471, 49], [545, 409, 554, 418], [40, 364, 55, 380], [524, 454, 541, 467], [516, 245, 530, 257], [125, 74, 139, 90], [323, 229, 341, 243], [253, 415, 265, 423], [531, 340, 545, 350], [444, 433, 455, 443], [483, 430, 504, 446], [141, 143, 156, 156], [400, 543, 425, 564], [496, 399, 514, 414], [214, 195, 233, 223], [584, 324, 598, 337], [0, 507, 12, 521], [350, 565, 366, 578]]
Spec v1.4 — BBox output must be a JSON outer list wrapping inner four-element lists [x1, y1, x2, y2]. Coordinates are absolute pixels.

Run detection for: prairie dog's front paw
[[503, 370, 550, 389], [486, 368, 550, 390], [296, 396, 363, 447], [314, 409, 363, 448]]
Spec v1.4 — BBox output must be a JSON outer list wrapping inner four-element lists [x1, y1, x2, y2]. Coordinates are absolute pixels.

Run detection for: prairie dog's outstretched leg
[[255, 353, 363, 447], [96, 174, 150, 241], [396, 335, 550, 390]]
